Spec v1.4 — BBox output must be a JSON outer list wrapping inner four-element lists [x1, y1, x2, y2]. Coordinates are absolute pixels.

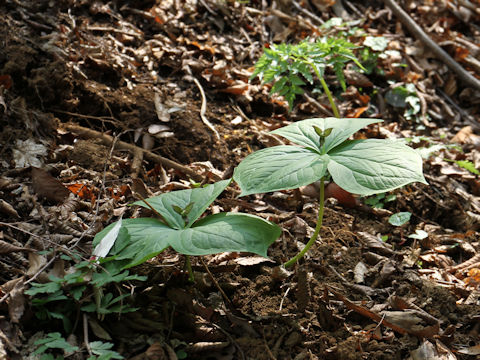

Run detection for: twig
[[381, 0, 480, 91], [279, 286, 290, 311], [200, 319, 246, 360], [302, 93, 335, 117], [191, 77, 220, 140], [200, 258, 233, 308], [83, 314, 93, 357], [61, 123, 203, 181], [292, 1, 324, 25], [262, 328, 277, 360]]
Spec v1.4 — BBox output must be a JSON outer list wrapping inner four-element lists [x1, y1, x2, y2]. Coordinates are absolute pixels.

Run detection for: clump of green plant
[[33, 332, 123, 360], [25, 256, 145, 332], [445, 159, 480, 175], [364, 192, 396, 208], [250, 37, 365, 115], [360, 36, 389, 75], [233, 117, 427, 267], [93, 179, 281, 271], [385, 83, 422, 123]]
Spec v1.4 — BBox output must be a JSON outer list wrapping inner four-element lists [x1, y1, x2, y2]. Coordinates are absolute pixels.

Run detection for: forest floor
[[1, 0, 480, 359]]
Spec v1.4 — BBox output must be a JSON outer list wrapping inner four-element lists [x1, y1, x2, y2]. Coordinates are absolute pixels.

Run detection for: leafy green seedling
[[26, 258, 144, 329], [233, 118, 426, 267], [445, 159, 480, 175], [93, 179, 281, 269], [250, 38, 364, 115], [364, 192, 396, 209], [87, 341, 123, 360], [34, 332, 79, 358], [388, 211, 412, 226], [385, 83, 422, 122], [360, 36, 389, 75]]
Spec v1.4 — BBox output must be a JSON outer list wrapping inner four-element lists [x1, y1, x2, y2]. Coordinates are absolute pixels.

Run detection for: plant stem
[[283, 177, 325, 268], [307, 61, 340, 118], [185, 255, 194, 282], [319, 77, 340, 118]]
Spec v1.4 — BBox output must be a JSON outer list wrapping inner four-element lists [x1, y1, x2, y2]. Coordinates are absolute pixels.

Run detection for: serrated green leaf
[[455, 160, 480, 175], [25, 282, 62, 296], [233, 146, 328, 196], [132, 180, 231, 229], [89, 341, 124, 359], [288, 74, 305, 86], [270, 76, 288, 95]]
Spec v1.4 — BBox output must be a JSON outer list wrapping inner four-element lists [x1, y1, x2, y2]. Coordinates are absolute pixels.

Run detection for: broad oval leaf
[[132, 179, 231, 229], [328, 140, 427, 196], [271, 118, 381, 153], [233, 146, 328, 196], [113, 218, 174, 268], [170, 213, 281, 256], [389, 212, 412, 226]]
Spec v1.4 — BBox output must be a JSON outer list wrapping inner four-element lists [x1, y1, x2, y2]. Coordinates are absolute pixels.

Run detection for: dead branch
[[382, 0, 480, 91], [61, 123, 203, 181]]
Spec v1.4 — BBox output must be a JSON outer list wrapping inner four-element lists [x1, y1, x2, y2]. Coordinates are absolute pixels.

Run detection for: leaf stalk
[[283, 177, 325, 268]]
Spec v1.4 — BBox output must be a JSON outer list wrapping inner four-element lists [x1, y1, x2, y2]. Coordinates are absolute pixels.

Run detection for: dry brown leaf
[[0, 199, 19, 218], [451, 126, 480, 146], [31, 167, 70, 203], [8, 278, 25, 323], [26, 252, 47, 277], [344, 69, 373, 87], [0, 240, 31, 254]]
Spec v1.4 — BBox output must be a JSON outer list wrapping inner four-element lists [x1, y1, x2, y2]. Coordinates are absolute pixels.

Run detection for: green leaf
[[93, 224, 130, 254], [114, 218, 174, 268], [269, 76, 288, 95], [234, 118, 426, 197], [388, 212, 412, 226], [132, 179, 231, 229], [70, 286, 86, 301], [109, 213, 281, 267], [385, 87, 409, 108], [364, 36, 389, 52], [89, 341, 123, 359], [25, 282, 62, 296], [34, 333, 79, 354], [454, 160, 480, 175], [233, 146, 328, 196], [169, 213, 281, 256], [271, 118, 381, 153], [328, 140, 427, 195]]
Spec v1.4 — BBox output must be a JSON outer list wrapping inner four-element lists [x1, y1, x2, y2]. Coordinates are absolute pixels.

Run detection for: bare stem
[[185, 255, 194, 282], [319, 77, 340, 118], [283, 177, 325, 268]]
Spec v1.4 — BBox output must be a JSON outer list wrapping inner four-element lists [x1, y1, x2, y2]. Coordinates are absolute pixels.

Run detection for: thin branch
[[61, 123, 203, 181], [192, 77, 220, 140], [382, 0, 480, 91]]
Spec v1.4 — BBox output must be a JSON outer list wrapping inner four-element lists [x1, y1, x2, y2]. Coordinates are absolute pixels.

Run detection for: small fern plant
[[250, 37, 364, 115]]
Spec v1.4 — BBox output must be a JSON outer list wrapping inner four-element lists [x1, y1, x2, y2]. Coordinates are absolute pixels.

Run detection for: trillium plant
[[233, 117, 427, 267], [93, 179, 281, 274]]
